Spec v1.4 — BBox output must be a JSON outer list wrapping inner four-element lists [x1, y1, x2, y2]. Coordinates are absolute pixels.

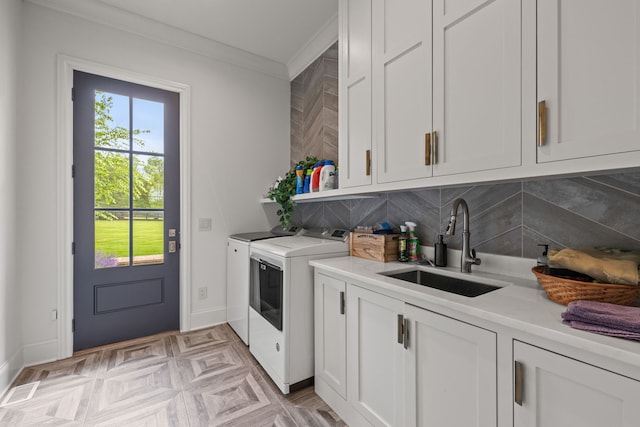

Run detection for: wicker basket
[[531, 265, 640, 306]]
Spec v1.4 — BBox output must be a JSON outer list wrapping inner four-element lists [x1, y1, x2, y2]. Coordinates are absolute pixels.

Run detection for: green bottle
[[405, 221, 420, 261], [398, 225, 409, 262]]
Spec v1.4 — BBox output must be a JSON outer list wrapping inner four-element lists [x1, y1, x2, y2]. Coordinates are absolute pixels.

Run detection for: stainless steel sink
[[380, 269, 500, 297]]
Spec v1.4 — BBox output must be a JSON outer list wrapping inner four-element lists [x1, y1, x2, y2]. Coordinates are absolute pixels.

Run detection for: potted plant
[[268, 156, 318, 228]]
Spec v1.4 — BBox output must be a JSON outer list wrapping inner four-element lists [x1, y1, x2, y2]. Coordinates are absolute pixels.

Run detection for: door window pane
[[95, 211, 130, 268], [94, 91, 130, 150], [95, 151, 130, 209], [133, 211, 164, 266], [133, 154, 164, 209], [133, 98, 164, 153]]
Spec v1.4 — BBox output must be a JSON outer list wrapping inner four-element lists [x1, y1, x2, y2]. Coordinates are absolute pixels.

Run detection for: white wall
[[0, 0, 24, 392], [18, 3, 290, 364]]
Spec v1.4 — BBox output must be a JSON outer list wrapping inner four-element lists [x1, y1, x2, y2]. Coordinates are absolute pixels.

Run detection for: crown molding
[[286, 13, 338, 81], [26, 0, 289, 80]]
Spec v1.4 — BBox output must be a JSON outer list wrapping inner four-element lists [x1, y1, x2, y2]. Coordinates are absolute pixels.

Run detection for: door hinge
[[71, 164, 75, 178], [72, 319, 76, 333], [71, 87, 75, 102], [72, 242, 75, 255]]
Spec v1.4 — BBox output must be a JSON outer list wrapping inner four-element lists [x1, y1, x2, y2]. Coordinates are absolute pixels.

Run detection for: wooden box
[[350, 232, 400, 263]]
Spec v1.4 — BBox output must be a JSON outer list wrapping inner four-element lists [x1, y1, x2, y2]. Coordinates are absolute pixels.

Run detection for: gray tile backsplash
[[291, 172, 640, 259]]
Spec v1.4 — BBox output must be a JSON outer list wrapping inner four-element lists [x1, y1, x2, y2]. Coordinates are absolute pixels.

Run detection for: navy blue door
[[73, 71, 180, 351]]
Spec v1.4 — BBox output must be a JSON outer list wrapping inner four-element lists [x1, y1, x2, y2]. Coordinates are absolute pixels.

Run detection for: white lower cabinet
[[404, 304, 497, 427], [315, 277, 497, 427], [314, 273, 347, 399], [513, 341, 640, 427], [347, 284, 406, 426], [314, 269, 640, 427]]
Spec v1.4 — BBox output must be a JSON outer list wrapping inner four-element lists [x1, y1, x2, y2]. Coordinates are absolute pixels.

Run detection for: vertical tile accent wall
[[289, 43, 640, 260], [291, 172, 640, 259], [290, 42, 338, 168]]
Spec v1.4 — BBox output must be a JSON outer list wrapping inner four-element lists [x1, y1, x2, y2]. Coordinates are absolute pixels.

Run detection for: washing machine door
[[250, 257, 283, 331]]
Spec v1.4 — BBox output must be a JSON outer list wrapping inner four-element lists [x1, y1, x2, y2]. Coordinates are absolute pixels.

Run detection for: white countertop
[[310, 255, 640, 371]]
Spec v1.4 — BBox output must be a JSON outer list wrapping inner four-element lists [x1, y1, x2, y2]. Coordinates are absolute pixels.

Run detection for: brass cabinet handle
[[365, 149, 371, 176], [538, 100, 547, 147], [425, 133, 431, 166], [514, 360, 524, 406], [403, 317, 409, 349], [432, 131, 438, 164]]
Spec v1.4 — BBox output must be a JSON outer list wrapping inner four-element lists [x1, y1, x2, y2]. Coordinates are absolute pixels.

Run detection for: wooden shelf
[[260, 188, 380, 204]]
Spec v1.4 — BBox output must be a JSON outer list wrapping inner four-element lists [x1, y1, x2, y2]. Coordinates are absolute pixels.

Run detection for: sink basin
[[381, 269, 500, 297]]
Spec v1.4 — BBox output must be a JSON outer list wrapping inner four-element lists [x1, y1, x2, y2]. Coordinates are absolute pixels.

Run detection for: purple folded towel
[[561, 300, 640, 339], [562, 320, 640, 341]]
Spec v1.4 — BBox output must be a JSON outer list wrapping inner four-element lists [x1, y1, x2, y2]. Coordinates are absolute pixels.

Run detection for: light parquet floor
[[0, 324, 347, 426]]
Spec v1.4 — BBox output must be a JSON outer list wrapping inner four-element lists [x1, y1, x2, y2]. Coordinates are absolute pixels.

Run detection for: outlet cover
[[198, 287, 208, 300]]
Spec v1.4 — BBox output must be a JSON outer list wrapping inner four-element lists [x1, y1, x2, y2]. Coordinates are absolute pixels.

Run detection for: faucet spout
[[447, 198, 481, 273]]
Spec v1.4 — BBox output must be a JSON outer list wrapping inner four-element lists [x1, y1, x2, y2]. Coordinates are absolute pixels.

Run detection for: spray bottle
[[398, 225, 409, 262], [405, 221, 420, 261]]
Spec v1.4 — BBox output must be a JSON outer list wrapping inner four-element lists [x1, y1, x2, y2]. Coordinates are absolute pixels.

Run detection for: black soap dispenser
[[435, 234, 447, 267], [537, 244, 549, 273]]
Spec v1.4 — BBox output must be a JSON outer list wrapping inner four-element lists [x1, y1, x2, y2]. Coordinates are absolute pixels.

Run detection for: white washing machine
[[226, 225, 302, 344], [248, 228, 349, 394]]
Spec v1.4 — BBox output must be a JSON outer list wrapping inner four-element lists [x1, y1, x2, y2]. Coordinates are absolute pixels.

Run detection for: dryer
[[226, 225, 302, 344], [249, 228, 349, 394]]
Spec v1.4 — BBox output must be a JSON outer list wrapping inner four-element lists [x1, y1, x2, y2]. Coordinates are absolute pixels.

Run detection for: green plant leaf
[[267, 156, 319, 228]]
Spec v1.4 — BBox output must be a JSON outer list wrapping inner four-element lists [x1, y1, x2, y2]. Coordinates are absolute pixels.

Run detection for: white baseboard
[[188, 307, 227, 331], [23, 339, 58, 367], [0, 347, 24, 398]]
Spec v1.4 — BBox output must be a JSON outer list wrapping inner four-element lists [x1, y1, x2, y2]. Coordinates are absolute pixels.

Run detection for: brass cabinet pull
[[425, 133, 431, 166], [339, 291, 345, 315], [403, 317, 409, 349], [514, 360, 524, 406], [432, 131, 438, 164], [538, 100, 547, 147], [365, 149, 371, 176]]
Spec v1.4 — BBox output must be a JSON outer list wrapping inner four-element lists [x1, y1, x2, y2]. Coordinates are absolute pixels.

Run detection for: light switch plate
[[198, 218, 212, 231]]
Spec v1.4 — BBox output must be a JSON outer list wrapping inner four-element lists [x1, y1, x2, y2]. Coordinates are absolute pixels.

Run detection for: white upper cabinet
[[432, 0, 522, 176], [374, 0, 433, 183], [339, 0, 373, 188], [536, 0, 640, 163], [334, 0, 640, 196]]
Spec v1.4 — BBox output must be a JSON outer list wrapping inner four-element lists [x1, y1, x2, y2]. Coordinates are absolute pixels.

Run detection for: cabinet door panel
[[375, 0, 432, 183], [347, 284, 405, 426], [514, 341, 640, 427], [405, 304, 497, 427], [433, 0, 521, 175], [537, 0, 640, 162], [340, 0, 373, 188], [344, 78, 372, 186], [314, 274, 347, 399], [346, 0, 372, 80]]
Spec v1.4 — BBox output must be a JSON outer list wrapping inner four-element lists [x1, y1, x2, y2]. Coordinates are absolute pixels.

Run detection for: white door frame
[[56, 55, 192, 359]]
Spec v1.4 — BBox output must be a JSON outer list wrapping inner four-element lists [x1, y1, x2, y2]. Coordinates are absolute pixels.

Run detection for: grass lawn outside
[[95, 219, 164, 258]]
